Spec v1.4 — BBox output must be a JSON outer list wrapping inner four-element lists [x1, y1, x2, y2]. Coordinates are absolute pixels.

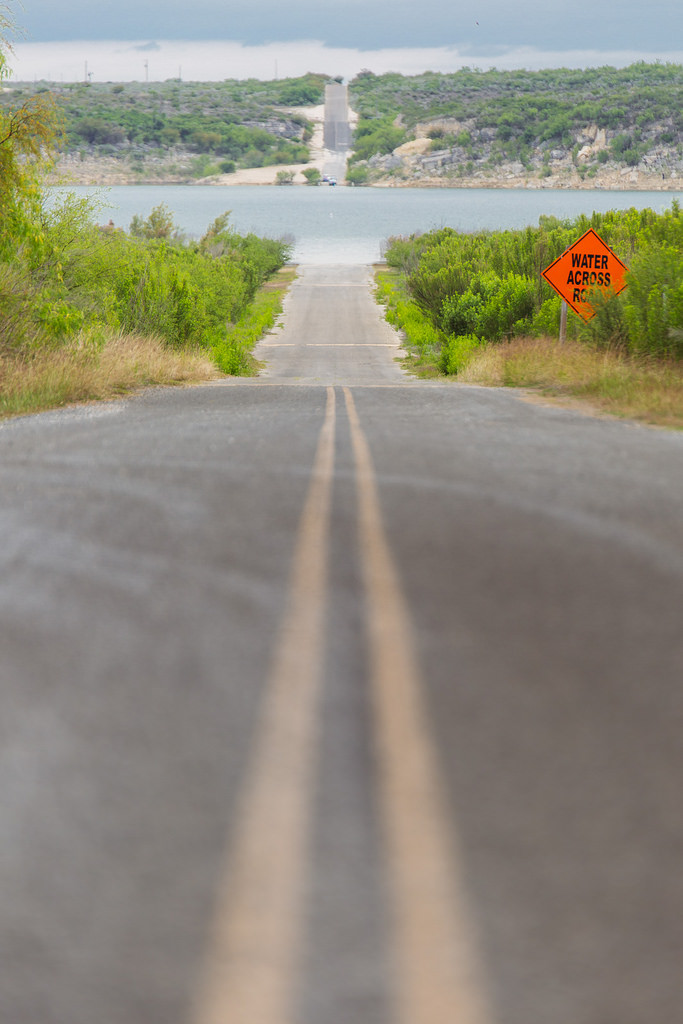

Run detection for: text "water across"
[[542, 228, 629, 321]]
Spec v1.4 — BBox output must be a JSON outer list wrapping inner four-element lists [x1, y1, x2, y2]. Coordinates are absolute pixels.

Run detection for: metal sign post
[[559, 300, 568, 343]]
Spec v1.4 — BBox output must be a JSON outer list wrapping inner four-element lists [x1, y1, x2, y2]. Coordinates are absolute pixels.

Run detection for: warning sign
[[542, 228, 629, 321]]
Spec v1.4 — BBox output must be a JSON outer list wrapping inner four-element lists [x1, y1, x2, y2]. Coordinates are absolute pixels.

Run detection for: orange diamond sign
[[542, 228, 629, 321]]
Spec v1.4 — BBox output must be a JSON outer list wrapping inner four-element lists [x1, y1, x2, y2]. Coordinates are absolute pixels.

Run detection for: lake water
[[52, 184, 682, 264]]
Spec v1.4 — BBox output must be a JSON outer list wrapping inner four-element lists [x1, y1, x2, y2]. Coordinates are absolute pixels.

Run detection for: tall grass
[[458, 336, 683, 429], [0, 331, 218, 419]]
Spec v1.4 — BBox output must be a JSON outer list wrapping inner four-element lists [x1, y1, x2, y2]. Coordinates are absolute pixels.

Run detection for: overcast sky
[[3, 0, 682, 81]]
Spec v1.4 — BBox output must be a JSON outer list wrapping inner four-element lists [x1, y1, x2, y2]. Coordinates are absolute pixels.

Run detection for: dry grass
[[261, 265, 298, 292], [458, 336, 683, 429], [0, 330, 220, 419]]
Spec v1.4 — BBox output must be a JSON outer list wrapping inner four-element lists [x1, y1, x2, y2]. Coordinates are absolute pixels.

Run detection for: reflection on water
[[50, 184, 682, 265]]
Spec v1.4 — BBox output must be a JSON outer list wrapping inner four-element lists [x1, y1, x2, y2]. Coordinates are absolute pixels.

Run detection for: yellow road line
[[343, 386, 492, 1024], [190, 387, 336, 1024]]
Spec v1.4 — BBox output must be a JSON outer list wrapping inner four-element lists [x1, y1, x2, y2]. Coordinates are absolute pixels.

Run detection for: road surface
[[322, 82, 352, 183], [1, 264, 682, 1024]]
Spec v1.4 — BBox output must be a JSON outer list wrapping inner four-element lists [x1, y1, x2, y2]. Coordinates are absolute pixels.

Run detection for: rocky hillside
[[347, 64, 682, 190]]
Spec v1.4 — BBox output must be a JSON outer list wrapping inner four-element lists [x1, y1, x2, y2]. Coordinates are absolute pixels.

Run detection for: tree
[[129, 203, 178, 240], [1, 6, 62, 258], [346, 165, 369, 186], [302, 167, 321, 185]]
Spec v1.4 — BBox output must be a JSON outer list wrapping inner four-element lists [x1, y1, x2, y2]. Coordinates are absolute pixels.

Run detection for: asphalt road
[[1, 264, 682, 1024], [322, 82, 352, 182]]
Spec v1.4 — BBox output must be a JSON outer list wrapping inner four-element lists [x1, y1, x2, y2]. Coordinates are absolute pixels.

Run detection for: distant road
[[323, 82, 352, 182], [1, 265, 683, 1024], [254, 264, 405, 385]]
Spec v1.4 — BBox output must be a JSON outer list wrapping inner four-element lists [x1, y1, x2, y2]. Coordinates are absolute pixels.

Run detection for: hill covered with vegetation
[[0, 73, 330, 182], [347, 63, 682, 189], [2, 64, 680, 188]]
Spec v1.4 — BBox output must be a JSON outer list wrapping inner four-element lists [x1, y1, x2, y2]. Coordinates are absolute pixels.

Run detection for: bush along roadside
[[378, 203, 683, 427], [1, 21, 291, 418], [375, 268, 445, 376], [212, 266, 296, 375], [0, 196, 292, 417]]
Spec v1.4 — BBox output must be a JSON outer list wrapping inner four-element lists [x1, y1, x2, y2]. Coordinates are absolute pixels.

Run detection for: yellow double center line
[[343, 388, 491, 1024], [191, 388, 336, 1024], [191, 387, 491, 1024]]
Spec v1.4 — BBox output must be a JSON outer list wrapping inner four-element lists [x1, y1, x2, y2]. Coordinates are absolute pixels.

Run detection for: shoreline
[[48, 165, 682, 192]]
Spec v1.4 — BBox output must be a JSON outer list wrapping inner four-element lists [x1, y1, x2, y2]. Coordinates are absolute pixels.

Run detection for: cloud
[[6, 39, 683, 84], [7, 0, 681, 54]]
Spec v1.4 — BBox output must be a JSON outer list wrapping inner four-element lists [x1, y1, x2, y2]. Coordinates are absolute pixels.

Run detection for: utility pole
[[144, 60, 149, 83]]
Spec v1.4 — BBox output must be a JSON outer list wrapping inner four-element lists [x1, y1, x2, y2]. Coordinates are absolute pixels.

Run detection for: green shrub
[[350, 117, 407, 162], [129, 203, 178, 240], [375, 268, 446, 378], [1, 177, 291, 376], [212, 290, 282, 375], [346, 165, 369, 185], [394, 299, 443, 352], [622, 247, 683, 357], [438, 333, 483, 374], [439, 272, 535, 341], [531, 295, 563, 336], [384, 202, 682, 359]]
